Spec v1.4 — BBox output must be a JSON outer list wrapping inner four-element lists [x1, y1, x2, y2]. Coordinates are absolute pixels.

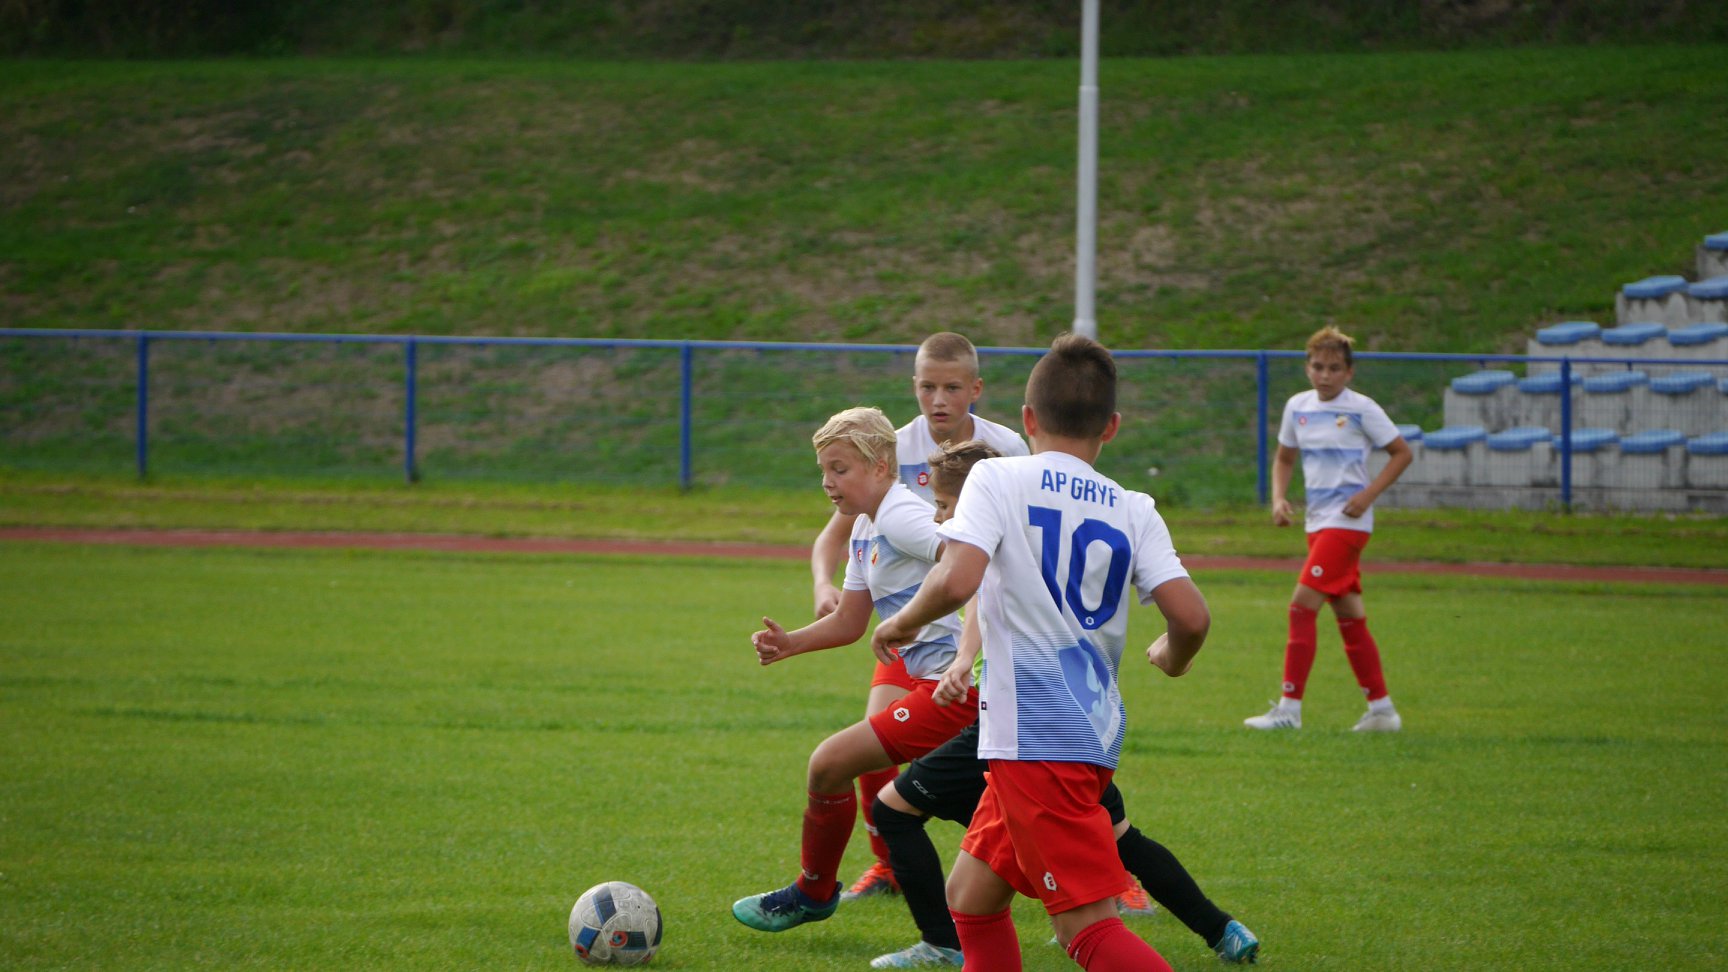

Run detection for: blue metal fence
[[3, 328, 1725, 509]]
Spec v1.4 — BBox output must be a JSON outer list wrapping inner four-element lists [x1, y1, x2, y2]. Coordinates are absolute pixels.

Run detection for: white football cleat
[[1243, 702, 1301, 730], [1352, 707, 1402, 732]]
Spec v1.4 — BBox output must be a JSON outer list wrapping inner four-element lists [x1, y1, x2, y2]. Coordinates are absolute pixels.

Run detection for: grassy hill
[[4, 47, 1725, 353]]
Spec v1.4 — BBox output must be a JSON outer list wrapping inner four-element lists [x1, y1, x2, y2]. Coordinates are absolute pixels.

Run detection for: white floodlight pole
[[1072, 0, 1100, 340]]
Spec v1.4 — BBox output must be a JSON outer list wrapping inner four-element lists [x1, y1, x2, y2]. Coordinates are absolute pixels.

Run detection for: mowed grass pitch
[[2, 543, 1724, 971]]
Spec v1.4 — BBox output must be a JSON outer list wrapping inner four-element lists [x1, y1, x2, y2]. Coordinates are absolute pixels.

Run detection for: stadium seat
[[1417, 426, 1486, 487], [1613, 429, 1687, 493], [1686, 431, 1728, 489], [1663, 321, 1728, 374], [1646, 371, 1720, 436], [1687, 275, 1728, 324], [1442, 369, 1518, 430], [1527, 321, 1602, 375], [1699, 232, 1728, 280], [1512, 372, 1580, 433], [1369, 424, 1422, 481], [1482, 426, 1556, 488], [1616, 275, 1690, 327], [1554, 428, 1620, 489], [1576, 370, 1649, 433]]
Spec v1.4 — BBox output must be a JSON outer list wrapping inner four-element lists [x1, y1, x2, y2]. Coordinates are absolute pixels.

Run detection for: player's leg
[[987, 761, 1172, 972], [1245, 577, 1322, 729], [869, 724, 988, 967], [1100, 784, 1260, 962], [1333, 590, 1400, 731], [732, 720, 893, 932], [851, 668, 917, 900], [946, 851, 1021, 972]]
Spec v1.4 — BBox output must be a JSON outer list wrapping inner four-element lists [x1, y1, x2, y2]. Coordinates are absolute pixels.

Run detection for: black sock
[[873, 797, 960, 951], [1116, 825, 1233, 948]]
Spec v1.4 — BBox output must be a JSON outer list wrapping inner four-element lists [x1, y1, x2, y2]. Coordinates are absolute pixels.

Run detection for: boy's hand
[[751, 617, 795, 666], [932, 661, 971, 706], [870, 617, 912, 666], [1343, 492, 1370, 518], [1271, 498, 1295, 527], [1147, 633, 1193, 677], [812, 582, 842, 619]]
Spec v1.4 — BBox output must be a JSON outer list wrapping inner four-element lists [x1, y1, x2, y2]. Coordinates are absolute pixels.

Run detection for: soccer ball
[[568, 881, 662, 966]]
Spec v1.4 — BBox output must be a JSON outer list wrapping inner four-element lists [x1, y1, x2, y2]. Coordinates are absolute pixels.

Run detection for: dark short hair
[[1025, 333, 1116, 438], [927, 439, 1002, 496]]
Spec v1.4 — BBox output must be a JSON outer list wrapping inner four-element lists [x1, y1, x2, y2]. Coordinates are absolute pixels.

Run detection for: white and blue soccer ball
[[568, 881, 662, 966]]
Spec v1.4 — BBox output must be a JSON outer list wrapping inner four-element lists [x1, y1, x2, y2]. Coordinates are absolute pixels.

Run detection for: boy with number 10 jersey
[[947, 454, 1187, 766]]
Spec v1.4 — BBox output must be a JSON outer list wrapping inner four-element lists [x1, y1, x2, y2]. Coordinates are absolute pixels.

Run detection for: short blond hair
[[813, 406, 897, 467], [1306, 326, 1355, 367], [916, 332, 980, 376]]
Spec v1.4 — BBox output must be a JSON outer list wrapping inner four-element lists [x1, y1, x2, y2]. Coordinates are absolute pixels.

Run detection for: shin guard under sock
[[874, 799, 959, 950], [1115, 825, 1232, 946], [952, 908, 1020, 972], [1066, 916, 1173, 972], [1338, 615, 1389, 701], [795, 789, 856, 902], [1283, 604, 1319, 698]]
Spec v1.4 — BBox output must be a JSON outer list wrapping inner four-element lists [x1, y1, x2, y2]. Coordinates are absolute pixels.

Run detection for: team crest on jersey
[[1336, 415, 1347, 427], [917, 470, 929, 486], [1297, 415, 1308, 426]]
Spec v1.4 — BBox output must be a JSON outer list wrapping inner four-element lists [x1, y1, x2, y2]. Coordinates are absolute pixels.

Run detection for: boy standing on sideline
[[733, 407, 980, 933], [1244, 325, 1412, 732], [872, 334, 1212, 972], [809, 332, 1028, 903]]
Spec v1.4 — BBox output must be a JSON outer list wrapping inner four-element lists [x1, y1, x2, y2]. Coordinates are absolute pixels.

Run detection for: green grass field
[[3, 541, 1724, 970]]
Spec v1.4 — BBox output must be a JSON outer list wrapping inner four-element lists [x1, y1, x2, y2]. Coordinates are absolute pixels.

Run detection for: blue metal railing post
[[1558, 356, 1573, 509], [135, 332, 150, 479], [1255, 351, 1270, 505], [404, 338, 419, 483], [679, 344, 694, 491]]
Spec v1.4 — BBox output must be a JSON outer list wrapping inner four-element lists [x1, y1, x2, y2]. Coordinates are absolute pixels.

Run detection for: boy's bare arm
[[1145, 577, 1210, 677], [870, 542, 987, 664], [754, 587, 872, 666], [1270, 445, 1299, 526], [931, 599, 981, 706], [810, 510, 859, 617], [1344, 436, 1413, 517]]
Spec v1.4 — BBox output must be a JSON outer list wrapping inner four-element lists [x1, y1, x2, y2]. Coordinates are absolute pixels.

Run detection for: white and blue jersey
[[844, 483, 961, 681], [895, 413, 1029, 502], [1278, 388, 1401, 534], [936, 453, 1189, 768]]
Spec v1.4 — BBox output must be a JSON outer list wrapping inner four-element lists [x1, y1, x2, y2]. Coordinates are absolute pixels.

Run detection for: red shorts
[[871, 653, 918, 690], [867, 680, 980, 765], [959, 760, 1128, 915], [1299, 528, 1370, 598]]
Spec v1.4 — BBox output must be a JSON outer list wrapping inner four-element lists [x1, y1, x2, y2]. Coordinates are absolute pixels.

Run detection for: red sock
[[794, 789, 856, 902], [1066, 916, 1173, 972], [858, 766, 900, 868], [952, 908, 1021, 972], [1338, 616, 1389, 701], [1282, 604, 1319, 699]]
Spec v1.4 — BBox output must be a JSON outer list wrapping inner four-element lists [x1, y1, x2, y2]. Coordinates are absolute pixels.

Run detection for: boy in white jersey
[[808, 332, 1029, 902], [872, 335, 1211, 972], [733, 407, 981, 934], [1245, 326, 1412, 733]]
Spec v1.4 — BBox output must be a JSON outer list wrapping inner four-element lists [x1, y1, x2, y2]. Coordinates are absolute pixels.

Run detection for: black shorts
[[890, 722, 1128, 827]]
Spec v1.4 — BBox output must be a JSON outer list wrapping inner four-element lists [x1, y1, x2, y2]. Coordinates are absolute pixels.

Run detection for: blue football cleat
[[1215, 919, 1260, 964], [731, 883, 840, 933]]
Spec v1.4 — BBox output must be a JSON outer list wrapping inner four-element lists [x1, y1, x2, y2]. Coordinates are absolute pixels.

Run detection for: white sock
[[1368, 696, 1395, 714], [1278, 697, 1302, 716]]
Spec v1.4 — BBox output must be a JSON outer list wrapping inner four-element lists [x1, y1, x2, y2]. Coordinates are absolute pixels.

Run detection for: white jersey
[[844, 484, 961, 681], [936, 453, 1189, 767], [895, 413, 1029, 501], [1278, 388, 1401, 534]]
